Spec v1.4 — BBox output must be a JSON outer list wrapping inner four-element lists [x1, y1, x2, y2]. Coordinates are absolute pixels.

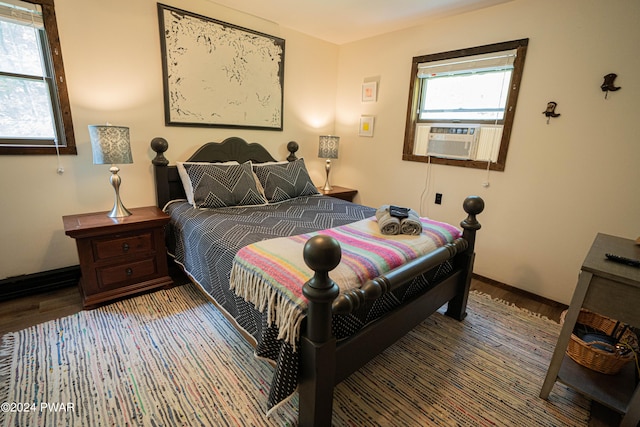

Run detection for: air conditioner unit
[[423, 124, 480, 160]]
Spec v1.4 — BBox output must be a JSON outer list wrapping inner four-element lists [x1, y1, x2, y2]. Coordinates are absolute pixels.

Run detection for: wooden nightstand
[[63, 206, 173, 309], [318, 185, 358, 202]]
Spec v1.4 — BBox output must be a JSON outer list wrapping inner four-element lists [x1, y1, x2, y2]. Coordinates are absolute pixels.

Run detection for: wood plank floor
[[0, 274, 622, 426]]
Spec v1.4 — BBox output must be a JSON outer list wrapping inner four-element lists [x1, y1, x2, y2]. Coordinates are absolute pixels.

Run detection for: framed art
[[359, 116, 375, 137], [157, 4, 285, 130], [361, 82, 377, 102]]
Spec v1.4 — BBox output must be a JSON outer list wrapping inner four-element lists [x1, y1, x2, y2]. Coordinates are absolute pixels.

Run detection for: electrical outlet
[[435, 193, 442, 205]]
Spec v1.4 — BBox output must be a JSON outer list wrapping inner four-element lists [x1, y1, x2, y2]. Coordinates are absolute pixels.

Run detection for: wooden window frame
[[0, 0, 76, 155], [402, 39, 528, 171]]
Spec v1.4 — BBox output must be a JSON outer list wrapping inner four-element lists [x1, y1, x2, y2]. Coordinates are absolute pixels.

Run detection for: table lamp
[[88, 124, 133, 218], [318, 135, 339, 191]]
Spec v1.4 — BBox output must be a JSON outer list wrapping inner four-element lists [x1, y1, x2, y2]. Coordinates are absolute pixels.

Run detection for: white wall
[[332, 0, 640, 304], [0, 0, 339, 280], [2, 0, 638, 306]]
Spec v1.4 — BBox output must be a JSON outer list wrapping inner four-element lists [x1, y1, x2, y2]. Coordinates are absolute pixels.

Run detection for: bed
[[150, 136, 484, 426]]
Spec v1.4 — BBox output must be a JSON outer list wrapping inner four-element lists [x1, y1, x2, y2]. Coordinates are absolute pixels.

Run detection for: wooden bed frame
[[150, 136, 484, 427]]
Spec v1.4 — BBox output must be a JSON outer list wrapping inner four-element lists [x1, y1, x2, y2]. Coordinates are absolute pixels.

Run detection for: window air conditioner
[[414, 124, 503, 161], [424, 124, 480, 160]]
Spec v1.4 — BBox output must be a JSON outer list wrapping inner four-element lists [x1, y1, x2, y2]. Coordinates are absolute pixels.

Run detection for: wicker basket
[[560, 309, 638, 375]]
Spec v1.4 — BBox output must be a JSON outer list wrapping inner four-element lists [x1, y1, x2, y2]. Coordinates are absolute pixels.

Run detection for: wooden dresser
[[63, 206, 173, 308]]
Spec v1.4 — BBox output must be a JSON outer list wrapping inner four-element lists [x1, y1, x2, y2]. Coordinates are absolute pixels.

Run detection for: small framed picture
[[359, 116, 375, 137], [361, 82, 377, 102]]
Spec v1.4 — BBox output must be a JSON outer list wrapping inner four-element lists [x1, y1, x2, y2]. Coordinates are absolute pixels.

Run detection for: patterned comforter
[[230, 217, 461, 349], [165, 195, 457, 412]]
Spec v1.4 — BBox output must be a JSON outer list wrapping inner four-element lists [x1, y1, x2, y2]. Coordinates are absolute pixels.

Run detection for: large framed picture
[[157, 4, 285, 130]]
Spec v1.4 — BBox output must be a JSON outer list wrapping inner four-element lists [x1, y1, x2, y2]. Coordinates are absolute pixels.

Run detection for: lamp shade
[[318, 135, 339, 159], [88, 125, 132, 165]]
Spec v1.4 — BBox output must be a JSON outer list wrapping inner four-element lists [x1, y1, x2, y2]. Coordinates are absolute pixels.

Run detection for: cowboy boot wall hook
[[543, 101, 560, 124], [601, 73, 621, 99]]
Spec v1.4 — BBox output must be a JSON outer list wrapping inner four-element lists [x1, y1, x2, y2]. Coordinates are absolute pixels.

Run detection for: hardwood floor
[[0, 285, 82, 336], [0, 274, 623, 426]]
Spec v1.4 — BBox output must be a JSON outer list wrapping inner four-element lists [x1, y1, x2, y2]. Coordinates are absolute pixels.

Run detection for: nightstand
[[318, 185, 358, 202], [63, 206, 173, 309]]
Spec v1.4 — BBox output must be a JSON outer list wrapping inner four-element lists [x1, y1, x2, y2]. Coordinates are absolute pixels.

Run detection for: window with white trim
[[403, 39, 528, 171], [0, 0, 76, 155]]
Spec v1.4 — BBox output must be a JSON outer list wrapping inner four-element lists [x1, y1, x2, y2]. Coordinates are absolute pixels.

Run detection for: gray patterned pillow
[[253, 158, 320, 203], [182, 161, 267, 208], [177, 161, 239, 205]]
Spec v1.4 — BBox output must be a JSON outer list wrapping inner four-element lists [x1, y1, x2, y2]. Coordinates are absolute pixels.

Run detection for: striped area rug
[[0, 284, 590, 426]]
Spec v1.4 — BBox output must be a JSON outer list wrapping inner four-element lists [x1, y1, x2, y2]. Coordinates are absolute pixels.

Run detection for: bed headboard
[[150, 136, 299, 208]]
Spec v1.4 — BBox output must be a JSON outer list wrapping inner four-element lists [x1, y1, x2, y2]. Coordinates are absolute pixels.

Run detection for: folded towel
[[400, 208, 422, 235], [375, 204, 423, 236], [375, 205, 400, 235]]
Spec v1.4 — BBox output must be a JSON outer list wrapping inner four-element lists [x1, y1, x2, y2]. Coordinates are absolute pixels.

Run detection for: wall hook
[[601, 73, 621, 99], [542, 101, 560, 124]]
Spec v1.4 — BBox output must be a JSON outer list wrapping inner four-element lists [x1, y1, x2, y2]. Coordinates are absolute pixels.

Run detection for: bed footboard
[[298, 196, 484, 427]]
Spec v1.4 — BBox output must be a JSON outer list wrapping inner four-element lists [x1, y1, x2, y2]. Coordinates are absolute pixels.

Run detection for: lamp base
[[322, 159, 332, 191], [107, 200, 132, 218], [107, 166, 132, 218]]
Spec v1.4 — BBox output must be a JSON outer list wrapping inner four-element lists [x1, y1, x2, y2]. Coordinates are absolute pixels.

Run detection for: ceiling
[[206, 0, 513, 45]]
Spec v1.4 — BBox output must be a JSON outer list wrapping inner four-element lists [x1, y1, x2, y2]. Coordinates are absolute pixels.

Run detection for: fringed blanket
[[230, 216, 461, 348]]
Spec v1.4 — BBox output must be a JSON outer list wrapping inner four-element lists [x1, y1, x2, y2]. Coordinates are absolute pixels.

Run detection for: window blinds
[[417, 49, 517, 78], [0, 0, 43, 28]]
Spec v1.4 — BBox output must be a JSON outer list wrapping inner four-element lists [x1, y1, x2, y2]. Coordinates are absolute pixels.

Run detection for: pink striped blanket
[[229, 216, 461, 348]]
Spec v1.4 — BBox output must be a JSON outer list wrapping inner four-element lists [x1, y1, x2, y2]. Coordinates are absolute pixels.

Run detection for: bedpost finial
[[463, 195, 484, 216], [303, 235, 341, 273], [151, 137, 169, 166], [287, 141, 299, 162], [303, 235, 341, 343], [461, 195, 484, 231]]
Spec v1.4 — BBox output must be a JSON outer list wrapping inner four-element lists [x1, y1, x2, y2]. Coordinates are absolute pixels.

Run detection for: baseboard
[[0, 266, 80, 301], [472, 273, 567, 310]]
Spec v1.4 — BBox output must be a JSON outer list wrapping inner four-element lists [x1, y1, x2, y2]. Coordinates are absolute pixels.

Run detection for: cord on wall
[[54, 137, 64, 175], [482, 156, 491, 188], [419, 155, 432, 216]]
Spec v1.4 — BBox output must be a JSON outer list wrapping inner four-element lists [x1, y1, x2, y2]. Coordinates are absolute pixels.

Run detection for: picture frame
[[361, 82, 377, 102], [157, 4, 285, 130], [359, 116, 375, 137]]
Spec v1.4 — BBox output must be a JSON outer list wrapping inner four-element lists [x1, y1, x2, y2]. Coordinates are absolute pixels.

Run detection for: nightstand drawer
[[94, 232, 153, 261], [97, 258, 158, 289]]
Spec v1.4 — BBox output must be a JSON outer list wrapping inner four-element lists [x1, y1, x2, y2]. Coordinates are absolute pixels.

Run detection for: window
[[403, 39, 528, 171], [0, 0, 75, 155]]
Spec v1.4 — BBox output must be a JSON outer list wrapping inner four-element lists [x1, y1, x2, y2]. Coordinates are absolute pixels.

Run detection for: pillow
[[177, 161, 239, 206], [253, 158, 320, 203], [179, 161, 267, 208]]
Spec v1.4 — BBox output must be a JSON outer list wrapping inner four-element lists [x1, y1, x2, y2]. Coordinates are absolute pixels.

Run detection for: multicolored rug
[[0, 284, 590, 426]]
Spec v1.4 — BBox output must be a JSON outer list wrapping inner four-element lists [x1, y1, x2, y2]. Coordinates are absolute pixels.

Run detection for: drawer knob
[[122, 243, 129, 252], [125, 268, 133, 276]]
